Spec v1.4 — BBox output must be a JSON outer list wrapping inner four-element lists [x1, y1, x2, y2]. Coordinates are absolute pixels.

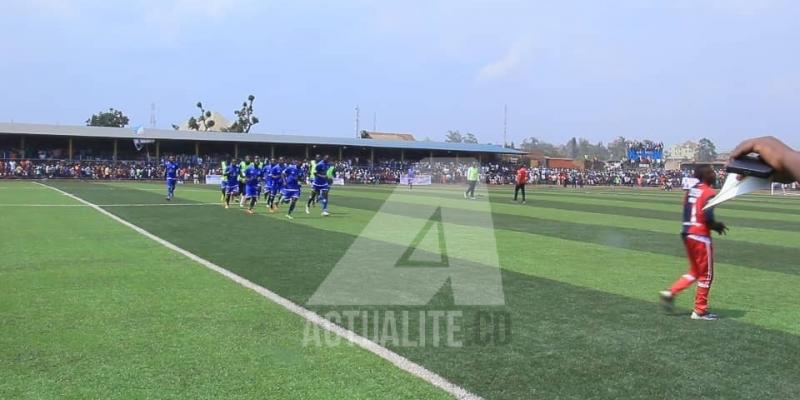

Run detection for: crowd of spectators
[[625, 141, 665, 167], [0, 151, 721, 189]]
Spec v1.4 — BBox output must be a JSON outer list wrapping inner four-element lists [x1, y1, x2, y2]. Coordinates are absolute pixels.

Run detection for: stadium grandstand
[[0, 122, 520, 165]]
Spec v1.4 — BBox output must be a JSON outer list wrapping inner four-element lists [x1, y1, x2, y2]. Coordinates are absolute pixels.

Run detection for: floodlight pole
[[503, 104, 508, 148], [355, 105, 360, 138]]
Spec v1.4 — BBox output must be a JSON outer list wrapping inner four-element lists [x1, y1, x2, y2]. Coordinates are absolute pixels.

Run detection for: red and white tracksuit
[[670, 183, 717, 314]]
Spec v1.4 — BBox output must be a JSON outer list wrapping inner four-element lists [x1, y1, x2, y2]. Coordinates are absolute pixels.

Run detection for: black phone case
[[726, 156, 774, 178]]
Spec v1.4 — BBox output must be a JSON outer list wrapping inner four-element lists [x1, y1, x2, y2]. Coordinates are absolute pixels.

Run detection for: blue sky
[[2, 0, 799, 150]]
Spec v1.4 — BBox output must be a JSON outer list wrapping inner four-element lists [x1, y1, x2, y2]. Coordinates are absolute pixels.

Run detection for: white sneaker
[[286, 214, 294, 220], [658, 290, 674, 312], [690, 311, 718, 321], [321, 211, 330, 216], [305, 206, 310, 214], [464, 192, 468, 199]]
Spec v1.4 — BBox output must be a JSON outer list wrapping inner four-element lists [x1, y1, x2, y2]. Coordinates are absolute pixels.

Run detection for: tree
[[223, 95, 259, 133], [445, 130, 464, 143], [607, 136, 629, 160], [86, 108, 129, 128], [697, 138, 717, 162], [520, 137, 563, 157], [563, 137, 579, 159], [463, 132, 478, 144]]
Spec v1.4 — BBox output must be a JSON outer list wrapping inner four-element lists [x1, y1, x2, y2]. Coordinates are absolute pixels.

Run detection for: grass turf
[[3, 180, 800, 399], [0, 181, 452, 400]]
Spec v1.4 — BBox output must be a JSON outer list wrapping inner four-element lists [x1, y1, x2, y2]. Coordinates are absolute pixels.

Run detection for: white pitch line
[[33, 182, 480, 400], [0, 203, 220, 207]]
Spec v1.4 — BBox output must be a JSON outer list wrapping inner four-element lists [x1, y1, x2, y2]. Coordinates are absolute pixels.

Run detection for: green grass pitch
[[2, 180, 799, 399]]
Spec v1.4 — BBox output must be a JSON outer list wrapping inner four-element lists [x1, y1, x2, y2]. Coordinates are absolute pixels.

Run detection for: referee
[[464, 162, 478, 199]]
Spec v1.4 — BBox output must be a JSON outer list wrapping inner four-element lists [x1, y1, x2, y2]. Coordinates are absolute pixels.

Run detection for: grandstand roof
[[0, 122, 523, 154], [360, 131, 416, 141]]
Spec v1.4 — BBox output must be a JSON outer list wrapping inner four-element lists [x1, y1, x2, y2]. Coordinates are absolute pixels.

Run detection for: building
[[176, 111, 231, 132], [665, 140, 698, 161], [0, 122, 522, 166]]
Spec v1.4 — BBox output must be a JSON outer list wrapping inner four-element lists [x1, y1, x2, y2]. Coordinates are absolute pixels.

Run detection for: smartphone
[[726, 155, 774, 178]]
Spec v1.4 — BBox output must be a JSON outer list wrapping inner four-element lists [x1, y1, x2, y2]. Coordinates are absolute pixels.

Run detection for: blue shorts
[[166, 178, 176, 188], [313, 183, 330, 193], [281, 188, 301, 200], [245, 184, 259, 198], [269, 184, 282, 195], [225, 183, 240, 195]]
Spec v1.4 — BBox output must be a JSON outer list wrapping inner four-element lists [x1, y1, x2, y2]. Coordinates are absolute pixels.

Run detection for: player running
[[407, 166, 415, 190], [305, 154, 321, 213], [219, 159, 229, 204], [659, 165, 728, 320], [267, 157, 285, 213], [280, 160, 302, 219], [311, 155, 331, 216], [243, 161, 261, 214], [164, 155, 178, 201], [238, 156, 252, 208], [223, 159, 241, 209], [513, 164, 527, 204]]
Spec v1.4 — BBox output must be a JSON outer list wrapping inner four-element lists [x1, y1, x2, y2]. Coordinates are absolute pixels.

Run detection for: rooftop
[[0, 122, 523, 155]]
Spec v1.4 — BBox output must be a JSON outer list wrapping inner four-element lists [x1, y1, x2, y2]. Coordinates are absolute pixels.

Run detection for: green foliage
[[520, 137, 564, 157], [223, 95, 259, 133], [445, 130, 464, 143], [86, 108, 130, 128], [607, 136, 629, 160], [697, 137, 718, 162], [463, 132, 478, 144]]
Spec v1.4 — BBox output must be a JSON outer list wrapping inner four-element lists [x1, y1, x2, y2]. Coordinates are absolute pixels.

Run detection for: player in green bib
[[305, 155, 321, 214], [219, 160, 228, 204], [465, 163, 479, 199], [238, 156, 252, 207]]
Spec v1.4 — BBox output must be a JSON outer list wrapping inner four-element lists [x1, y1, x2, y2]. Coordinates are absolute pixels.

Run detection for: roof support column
[[270, 144, 275, 159], [338, 146, 342, 161], [19, 136, 24, 158], [455, 152, 459, 165], [429, 150, 434, 165], [370, 148, 375, 168], [68, 137, 73, 161], [155, 141, 160, 160], [195, 141, 199, 158], [400, 149, 404, 163], [113, 139, 118, 161], [234, 143, 239, 159], [305, 144, 309, 160]]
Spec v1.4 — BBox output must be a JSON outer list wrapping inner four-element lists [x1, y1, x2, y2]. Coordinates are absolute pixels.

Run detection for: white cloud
[[477, 40, 531, 81]]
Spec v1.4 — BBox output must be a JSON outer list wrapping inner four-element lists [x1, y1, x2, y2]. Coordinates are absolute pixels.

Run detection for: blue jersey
[[261, 164, 272, 186], [314, 161, 329, 185], [165, 161, 178, 180], [270, 163, 284, 187], [225, 164, 240, 185], [283, 164, 301, 190], [244, 164, 260, 186], [408, 167, 415, 178]]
